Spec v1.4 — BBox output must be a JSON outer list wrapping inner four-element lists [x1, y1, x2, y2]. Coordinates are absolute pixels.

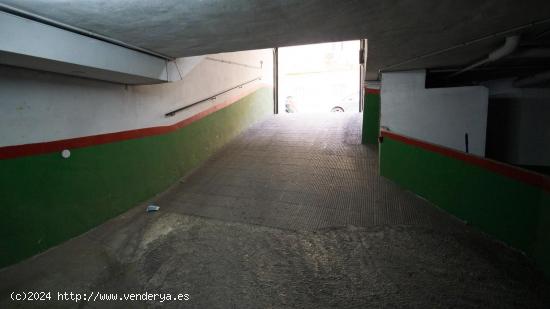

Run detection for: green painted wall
[[0, 87, 273, 268], [535, 192, 550, 276], [380, 136, 550, 276], [362, 92, 380, 144]]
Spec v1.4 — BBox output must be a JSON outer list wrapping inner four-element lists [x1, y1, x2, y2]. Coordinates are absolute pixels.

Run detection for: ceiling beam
[[0, 12, 169, 84]]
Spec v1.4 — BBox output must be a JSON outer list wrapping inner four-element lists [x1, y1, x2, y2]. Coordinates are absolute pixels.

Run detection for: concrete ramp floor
[[1, 113, 548, 308]]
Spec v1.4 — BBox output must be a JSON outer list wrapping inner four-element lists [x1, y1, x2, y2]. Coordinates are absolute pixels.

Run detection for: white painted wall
[[381, 70, 488, 156], [482, 78, 550, 166], [0, 49, 273, 147]]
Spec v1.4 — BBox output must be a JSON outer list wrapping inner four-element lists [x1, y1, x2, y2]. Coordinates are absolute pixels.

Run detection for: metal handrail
[[205, 57, 263, 70], [165, 77, 262, 117]]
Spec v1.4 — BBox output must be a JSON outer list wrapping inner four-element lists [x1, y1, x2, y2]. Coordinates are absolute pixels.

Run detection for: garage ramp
[[1, 113, 548, 308]]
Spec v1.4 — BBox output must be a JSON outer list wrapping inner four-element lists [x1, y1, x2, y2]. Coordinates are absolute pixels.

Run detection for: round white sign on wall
[[61, 149, 71, 159]]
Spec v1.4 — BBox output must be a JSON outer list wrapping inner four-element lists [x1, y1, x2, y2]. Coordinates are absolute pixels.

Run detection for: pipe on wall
[[514, 70, 550, 87], [507, 48, 550, 59], [450, 36, 520, 77]]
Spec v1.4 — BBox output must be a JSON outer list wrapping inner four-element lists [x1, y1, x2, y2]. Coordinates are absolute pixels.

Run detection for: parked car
[[285, 96, 298, 113], [331, 92, 358, 112], [284, 92, 358, 113]]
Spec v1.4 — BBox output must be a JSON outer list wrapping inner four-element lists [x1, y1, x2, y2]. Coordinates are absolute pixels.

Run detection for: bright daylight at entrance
[[279, 41, 360, 113]]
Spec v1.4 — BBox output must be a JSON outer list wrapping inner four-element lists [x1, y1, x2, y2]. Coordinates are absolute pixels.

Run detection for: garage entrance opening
[[278, 40, 361, 113]]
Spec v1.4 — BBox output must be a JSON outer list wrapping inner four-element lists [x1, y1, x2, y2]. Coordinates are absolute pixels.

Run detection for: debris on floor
[[146, 205, 160, 212]]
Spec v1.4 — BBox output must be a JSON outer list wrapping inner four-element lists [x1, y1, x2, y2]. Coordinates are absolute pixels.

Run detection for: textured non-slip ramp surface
[[159, 113, 462, 231], [1, 113, 549, 308], [1, 211, 548, 308]]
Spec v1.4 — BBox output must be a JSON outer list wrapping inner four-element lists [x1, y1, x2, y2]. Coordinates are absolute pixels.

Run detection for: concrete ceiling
[[2, 0, 550, 80]]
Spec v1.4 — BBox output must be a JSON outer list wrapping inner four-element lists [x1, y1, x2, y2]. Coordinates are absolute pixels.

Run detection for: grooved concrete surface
[[163, 113, 463, 231], [1, 113, 549, 308]]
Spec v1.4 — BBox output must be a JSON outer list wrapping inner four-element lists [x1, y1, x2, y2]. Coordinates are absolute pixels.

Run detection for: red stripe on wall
[[365, 88, 381, 95], [0, 84, 269, 160], [381, 130, 550, 192]]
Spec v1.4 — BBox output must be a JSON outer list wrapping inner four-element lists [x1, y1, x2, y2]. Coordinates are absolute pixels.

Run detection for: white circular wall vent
[[61, 149, 71, 159]]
